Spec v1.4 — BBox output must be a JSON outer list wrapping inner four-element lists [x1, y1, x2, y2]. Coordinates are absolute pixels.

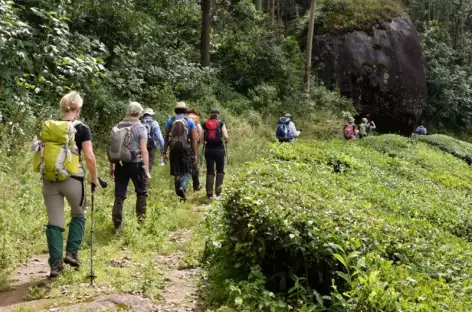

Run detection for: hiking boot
[[49, 263, 64, 278], [214, 195, 222, 201], [64, 251, 80, 267], [194, 185, 202, 192]]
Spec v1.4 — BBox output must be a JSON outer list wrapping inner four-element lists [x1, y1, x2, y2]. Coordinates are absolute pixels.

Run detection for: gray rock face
[[312, 18, 427, 134]]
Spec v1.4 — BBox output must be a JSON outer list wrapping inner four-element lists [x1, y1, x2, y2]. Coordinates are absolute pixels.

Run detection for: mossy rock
[[316, 0, 407, 33]]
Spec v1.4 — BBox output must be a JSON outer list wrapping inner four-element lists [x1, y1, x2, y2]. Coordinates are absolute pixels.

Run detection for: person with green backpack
[[33, 91, 99, 278]]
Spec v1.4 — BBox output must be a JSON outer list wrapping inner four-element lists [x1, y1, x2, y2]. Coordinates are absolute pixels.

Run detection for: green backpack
[[33, 120, 81, 181]]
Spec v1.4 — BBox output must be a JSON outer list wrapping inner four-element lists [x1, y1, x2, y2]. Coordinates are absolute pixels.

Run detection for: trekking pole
[[200, 144, 205, 167], [224, 142, 230, 165], [88, 178, 107, 286]]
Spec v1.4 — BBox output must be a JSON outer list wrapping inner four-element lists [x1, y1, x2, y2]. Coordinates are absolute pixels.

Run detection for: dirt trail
[[154, 227, 203, 312], [0, 204, 209, 311], [0, 254, 52, 311]]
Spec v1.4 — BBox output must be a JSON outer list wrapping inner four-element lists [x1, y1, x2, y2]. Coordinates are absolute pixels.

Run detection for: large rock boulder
[[312, 18, 427, 134]]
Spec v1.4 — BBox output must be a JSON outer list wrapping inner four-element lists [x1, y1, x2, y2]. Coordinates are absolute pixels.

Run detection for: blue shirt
[[142, 116, 164, 152], [166, 114, 196, 134]]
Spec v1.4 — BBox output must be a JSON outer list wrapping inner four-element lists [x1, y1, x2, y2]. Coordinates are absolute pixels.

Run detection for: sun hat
[[348, 117, 355, 123], [284, 113, 292, 118], [176, 102, 187, 109], [211, 108, 220, 114], [142, 108, 155, 116], [127, 101, 144, 116]]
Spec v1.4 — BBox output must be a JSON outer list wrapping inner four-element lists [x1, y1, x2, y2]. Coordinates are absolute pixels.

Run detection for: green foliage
[[420, 22, 472, 130], [315, 0, 405, 33], [415, 134, 472, 164], [213, 1, 304, 108], [205, 135, 472, 310]]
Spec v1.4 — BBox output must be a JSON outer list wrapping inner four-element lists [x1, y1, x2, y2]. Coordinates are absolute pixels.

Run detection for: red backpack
[[344, 123, 355, 140], [204, 119, 223, 143]]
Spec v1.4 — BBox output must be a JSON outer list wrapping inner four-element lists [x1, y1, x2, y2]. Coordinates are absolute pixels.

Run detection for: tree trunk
[[256, 0, 262, 11], [270, 0, 275, 22], [305, 0, 317, 93], [201, 0, 211, 67]]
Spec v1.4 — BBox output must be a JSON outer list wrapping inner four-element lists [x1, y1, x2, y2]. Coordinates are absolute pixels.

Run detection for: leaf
[[234, 297, 243, 306], [333, 253, 348, 269]]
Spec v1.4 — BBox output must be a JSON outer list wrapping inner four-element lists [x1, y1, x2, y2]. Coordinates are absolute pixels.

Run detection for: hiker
[[34, 91, 99, 278], [187, 107, 204, 191], [414, 125, 428, 135], [140, 108, 164, 172], [108, 102, 151, 234], [202, 108, 229, 200], [163, 102, 199, 200], [359, 117, 376, 139], [275, 113, 301, 143], [343, 117, 359, 140]]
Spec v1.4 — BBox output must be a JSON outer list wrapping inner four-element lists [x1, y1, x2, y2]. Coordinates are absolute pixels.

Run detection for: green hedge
[[207, 135, 472, 311], [415, 134, 472, 165]]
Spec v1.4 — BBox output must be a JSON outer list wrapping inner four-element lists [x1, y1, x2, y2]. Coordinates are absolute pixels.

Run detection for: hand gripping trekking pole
[[88, 178, 108, 286]]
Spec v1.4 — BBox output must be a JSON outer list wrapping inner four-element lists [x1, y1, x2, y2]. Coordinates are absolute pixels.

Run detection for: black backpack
[[143, 119, 154, 150]]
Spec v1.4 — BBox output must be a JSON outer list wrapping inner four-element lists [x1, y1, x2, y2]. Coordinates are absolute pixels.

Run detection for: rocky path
[[0, 204, 210, 312], [154, 229, 203, 312], [0, 254, 53, 311]]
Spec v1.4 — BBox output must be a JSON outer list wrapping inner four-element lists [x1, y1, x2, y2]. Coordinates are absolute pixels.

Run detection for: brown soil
[[0, 254, 51, 311]]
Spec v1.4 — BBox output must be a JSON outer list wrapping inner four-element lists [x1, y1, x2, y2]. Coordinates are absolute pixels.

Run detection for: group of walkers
[[343, 117, 377, 140], [275, 113, 378, 142], [33, 91, 229, 278]]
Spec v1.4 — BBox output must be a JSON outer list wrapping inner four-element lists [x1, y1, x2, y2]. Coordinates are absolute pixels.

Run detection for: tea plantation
[[206, 135, 472, 311]]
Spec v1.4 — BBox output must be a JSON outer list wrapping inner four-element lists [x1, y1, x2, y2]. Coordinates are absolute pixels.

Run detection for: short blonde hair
[[127, 101, 144, 117], [60, 91, 83, 113]]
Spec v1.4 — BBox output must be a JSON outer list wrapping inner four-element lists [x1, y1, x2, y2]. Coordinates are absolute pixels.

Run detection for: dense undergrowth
[[205, 134, 472, 311]]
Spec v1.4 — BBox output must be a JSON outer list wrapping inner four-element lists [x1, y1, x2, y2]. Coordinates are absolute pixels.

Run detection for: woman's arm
[[81, 141, 99, 186], [222, 124, 229, 142]]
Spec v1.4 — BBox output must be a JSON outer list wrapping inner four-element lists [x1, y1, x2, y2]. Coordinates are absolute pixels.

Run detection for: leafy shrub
[[205, 135, 472, 311], [415, 134, 472, 164]]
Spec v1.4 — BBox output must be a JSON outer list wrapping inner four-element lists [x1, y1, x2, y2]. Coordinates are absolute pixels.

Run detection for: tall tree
[[270, 0, 275, 21], [304, 0, 317, 92], [201, 0, 212, 67], [256, 0, 262, 11]]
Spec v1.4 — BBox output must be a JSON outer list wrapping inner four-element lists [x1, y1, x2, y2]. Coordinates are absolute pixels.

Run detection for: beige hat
[[176, 102, 187, 109], [127, 101, 144, 116], [142, 108, 155, 116]]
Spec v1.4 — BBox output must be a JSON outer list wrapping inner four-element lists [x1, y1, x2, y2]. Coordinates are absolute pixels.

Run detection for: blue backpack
[[276, 117, 291, 141], [415, 126, 427, 135]]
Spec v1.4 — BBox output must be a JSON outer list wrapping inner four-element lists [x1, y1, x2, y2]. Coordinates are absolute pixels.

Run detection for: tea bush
[[205, 135, 472, 311], [415, 134, 472, 165]]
